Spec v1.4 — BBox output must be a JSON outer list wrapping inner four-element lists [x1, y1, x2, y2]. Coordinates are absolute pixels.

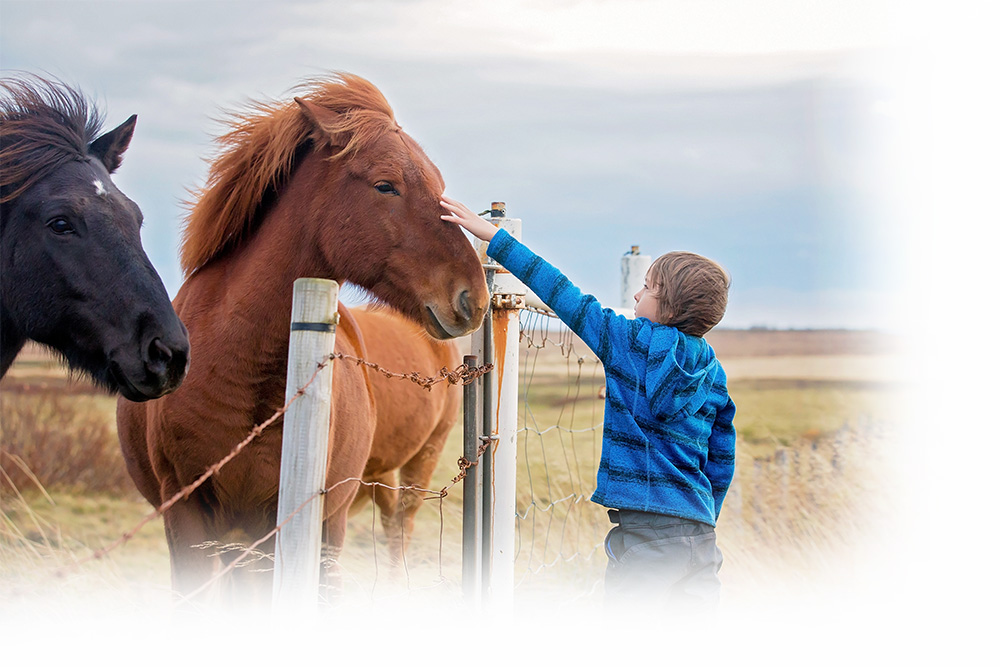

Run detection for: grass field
[[0, 327, 903, 617]]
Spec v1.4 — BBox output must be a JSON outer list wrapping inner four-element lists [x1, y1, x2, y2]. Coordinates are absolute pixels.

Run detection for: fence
[[1, 201, 894, 615], [258, 203, 639, 612], [1, 204, 657, 611]]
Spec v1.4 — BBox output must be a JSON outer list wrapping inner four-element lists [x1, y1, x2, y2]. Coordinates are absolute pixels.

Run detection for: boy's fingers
[[441, 197, 474, 213]]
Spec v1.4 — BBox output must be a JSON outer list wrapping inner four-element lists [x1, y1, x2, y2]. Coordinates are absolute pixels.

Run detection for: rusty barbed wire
[[184, 437, 492, 602], [52, 355, 493, 577], [444, 440, 491, 494], [329, 352, 492, 390]]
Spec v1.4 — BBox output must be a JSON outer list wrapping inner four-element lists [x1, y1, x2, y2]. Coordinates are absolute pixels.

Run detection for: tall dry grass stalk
[[1, 386, 134, 496], [717, 417, 895, 600], [0, 329, 900, 613], [502, 319, 900, 605], [502, 416, 894, 606], [0, 383, 167, 609]]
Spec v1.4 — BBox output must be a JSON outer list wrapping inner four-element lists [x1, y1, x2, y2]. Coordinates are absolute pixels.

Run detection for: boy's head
[[635, 251, 730, 336]]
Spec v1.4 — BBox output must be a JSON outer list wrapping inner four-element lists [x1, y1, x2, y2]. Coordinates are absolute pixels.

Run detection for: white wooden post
[[272, 278, 339, 614], [475, 202, 524, 611], [621, 245, 651, 310]]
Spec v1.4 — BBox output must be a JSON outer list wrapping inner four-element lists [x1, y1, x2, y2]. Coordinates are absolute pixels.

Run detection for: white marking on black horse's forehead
[[93, 179, 108, 197]]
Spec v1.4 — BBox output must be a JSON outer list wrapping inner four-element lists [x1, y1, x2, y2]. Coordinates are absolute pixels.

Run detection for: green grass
[[729, 378, 894, 448]]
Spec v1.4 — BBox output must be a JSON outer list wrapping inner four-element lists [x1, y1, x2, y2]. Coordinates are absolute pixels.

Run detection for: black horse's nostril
[[148, 338, 173, 367], [458, 290, 472, 321], [143, 336, 188, 392]]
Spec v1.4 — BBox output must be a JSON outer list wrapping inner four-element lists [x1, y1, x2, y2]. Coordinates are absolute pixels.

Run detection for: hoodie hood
[[646, 326, 722, 422]]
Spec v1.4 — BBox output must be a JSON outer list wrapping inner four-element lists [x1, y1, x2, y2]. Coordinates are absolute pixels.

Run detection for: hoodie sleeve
[[705, 396, 736, 520], [487, 229, 632, 363]]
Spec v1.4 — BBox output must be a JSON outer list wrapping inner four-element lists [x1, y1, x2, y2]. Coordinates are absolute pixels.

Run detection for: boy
[[441, 195, 736, 613]]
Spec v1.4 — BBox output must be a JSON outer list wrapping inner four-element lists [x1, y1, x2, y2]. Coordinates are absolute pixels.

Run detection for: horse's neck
[[178, 157, 339, 382]]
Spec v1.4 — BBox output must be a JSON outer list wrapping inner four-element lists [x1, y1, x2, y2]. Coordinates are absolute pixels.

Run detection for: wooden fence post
[[272, 278, 339, 614], [620, 245, 651, 310], [476, 202, 524, 611]]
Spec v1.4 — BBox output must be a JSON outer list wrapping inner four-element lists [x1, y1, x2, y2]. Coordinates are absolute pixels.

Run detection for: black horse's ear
[[89, 114, 137, 174], [294, 97, 348, 150]]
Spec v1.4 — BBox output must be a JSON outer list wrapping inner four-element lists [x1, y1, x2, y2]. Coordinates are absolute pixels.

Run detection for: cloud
[[282, 0, 890, 58], [1, 0, 894, 328]]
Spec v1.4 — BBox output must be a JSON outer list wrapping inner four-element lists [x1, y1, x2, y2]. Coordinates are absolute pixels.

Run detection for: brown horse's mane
[[181, 73, 400, 276], [0, 74, 104, 208]]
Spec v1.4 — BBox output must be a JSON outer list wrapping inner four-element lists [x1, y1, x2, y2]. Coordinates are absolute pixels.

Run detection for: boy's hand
[[440, 195, 498, 242]]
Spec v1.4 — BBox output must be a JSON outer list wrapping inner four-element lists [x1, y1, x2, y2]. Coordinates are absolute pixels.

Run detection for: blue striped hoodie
[[488, 229, 736, 525]]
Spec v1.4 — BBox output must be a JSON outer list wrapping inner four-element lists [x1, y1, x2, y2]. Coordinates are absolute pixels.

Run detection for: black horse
[[1, 74, 188, 400]]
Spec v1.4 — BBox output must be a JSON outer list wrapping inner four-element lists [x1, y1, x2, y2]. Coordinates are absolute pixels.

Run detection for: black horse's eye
[[47, 218, 75, 235], [374, 181, 399, 195]]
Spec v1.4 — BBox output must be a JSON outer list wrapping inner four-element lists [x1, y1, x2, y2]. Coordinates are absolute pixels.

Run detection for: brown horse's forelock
[[180, 73, 402, 277], [0, 75, 104, 210]]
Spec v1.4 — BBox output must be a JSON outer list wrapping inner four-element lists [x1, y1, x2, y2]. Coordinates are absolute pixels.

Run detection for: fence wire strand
[[46, 355, 492, 592], [512, 309, 606, 596]]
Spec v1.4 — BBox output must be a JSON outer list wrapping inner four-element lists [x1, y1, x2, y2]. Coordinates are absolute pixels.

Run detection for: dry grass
[[497, 322, 902, 608], [0, 492, 171, 613], [0, 329, 902, 614], [1, 387, 134, 496]]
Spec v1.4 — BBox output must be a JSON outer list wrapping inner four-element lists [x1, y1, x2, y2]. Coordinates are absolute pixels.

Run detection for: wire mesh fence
[[1, 312, 898, 613], [509, 308, 607, 602]]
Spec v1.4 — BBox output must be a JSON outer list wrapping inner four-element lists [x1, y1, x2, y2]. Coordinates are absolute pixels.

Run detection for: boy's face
[[633, 270, 660, 321]]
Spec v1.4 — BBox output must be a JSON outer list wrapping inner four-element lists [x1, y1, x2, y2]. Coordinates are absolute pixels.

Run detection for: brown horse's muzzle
[[424, 287, 487, 339]]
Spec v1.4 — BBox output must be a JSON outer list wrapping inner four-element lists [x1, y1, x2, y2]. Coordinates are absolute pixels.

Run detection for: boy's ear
[[294, 97, 348, 150]]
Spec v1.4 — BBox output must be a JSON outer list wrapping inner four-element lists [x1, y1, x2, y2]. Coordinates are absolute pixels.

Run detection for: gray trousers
[[603, 509, 723, 613]]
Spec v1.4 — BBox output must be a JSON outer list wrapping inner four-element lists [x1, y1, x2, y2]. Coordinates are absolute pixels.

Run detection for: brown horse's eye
[[47, 217, 75, 235], [374, 181, 398, 195]]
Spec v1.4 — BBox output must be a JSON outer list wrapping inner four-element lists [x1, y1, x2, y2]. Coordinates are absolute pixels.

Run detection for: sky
[[3, 0, 1000, 650], [0, 0, 910, 330]]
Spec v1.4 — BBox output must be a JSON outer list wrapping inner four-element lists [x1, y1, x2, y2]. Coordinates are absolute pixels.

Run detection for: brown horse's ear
[[89, 114, 137, 174], [294, 97, 348, 150]]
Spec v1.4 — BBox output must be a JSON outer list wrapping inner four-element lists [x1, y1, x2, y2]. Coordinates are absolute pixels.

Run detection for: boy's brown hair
[[647, 252, 730, 337]]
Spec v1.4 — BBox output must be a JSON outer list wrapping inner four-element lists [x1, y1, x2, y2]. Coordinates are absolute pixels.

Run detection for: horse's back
[[324, 304, 377, 492], [351, 306, 461, 475], [352, 305, 461, 407]]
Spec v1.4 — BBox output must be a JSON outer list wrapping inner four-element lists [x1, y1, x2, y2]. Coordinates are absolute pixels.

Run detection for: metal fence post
[[272, 278, 339, 614], [479, 275, 495, 598], [462, 354, 482, 606]]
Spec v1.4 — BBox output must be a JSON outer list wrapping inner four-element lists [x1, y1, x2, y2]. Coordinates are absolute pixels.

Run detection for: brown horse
[[116, 73, 488, 605], [348, 306, 462, 566]]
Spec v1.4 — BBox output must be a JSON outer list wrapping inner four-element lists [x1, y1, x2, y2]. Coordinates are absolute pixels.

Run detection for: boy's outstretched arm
[[442, 195, 632, 365], [440, 196, 498, 242]]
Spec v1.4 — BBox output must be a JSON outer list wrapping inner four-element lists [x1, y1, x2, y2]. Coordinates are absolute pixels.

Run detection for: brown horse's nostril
[[458, 290, 472, 321]]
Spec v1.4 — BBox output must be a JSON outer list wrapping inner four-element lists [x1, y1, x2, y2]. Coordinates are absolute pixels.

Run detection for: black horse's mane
[[0, 73, 105, 210]]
